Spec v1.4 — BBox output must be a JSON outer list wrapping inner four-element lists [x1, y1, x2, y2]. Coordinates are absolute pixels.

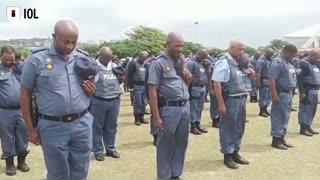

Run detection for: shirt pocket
[[0, 73, 10, 81], [38, 70, 67, 91]]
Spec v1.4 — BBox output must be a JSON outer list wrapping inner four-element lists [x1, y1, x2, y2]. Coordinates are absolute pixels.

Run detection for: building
[[284, 24, 320, 52]]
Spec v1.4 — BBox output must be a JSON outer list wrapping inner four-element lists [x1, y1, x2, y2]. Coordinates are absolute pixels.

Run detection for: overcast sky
[[0, 0, 320, 48]]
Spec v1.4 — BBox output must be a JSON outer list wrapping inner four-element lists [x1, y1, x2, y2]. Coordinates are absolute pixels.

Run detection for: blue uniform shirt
[[148, 53, 189, 101], [0, 63, 21, 108], [211, 52, 235, 83], [21, 46, 91, 116]]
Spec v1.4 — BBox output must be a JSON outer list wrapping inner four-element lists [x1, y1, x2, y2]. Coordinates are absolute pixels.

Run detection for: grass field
[[1, 93, 320, 180]]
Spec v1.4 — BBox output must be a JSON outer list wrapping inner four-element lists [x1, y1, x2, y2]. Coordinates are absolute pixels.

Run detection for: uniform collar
[[225, 52, 238, 64], [48, 45, 75, 60], [97, 59, 114, 70]]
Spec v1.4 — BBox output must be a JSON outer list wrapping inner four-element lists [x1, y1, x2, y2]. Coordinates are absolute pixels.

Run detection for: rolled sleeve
[[268, 62, 281, 80], [21, 56, 37, 90], [211, 59, 230, 82], [148, 61, 161, 86]]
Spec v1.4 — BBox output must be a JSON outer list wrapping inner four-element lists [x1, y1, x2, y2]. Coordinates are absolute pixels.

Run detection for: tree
[[182, 41, 204, 56], [267, 39, 289, 52], [80, 44, 100, 58], [244, 46, 257, 56], [15, 48, 32, 58], [207, 48, 224, 56]]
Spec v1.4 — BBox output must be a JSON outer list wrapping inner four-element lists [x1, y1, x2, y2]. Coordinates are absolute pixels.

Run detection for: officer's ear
[[52, 33, 56, 41]]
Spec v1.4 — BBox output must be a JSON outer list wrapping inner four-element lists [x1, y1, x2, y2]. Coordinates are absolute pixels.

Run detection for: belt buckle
[[64, 115, 73, 122], [179, 101, 185, 106]]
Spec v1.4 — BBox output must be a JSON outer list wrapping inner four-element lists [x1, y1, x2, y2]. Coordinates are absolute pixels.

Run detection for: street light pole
[[195, 22, 199, 44]]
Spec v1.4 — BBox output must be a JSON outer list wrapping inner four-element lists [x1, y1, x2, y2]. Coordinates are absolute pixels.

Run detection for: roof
[[284, 24, 320, 38]]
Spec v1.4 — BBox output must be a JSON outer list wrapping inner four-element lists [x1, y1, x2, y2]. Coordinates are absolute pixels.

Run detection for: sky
[[0, 0, 320, 48]]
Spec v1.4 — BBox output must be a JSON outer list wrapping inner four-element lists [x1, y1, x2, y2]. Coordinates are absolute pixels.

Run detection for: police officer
[[297, 50, 320, 136], [249, 51, 261, 103], [209, 56, 221, 128], [20, 20, 97, 180], [127, 51, 149, 125], [212, 40, 254, 169], [256, 49, 274, 117], [148, 32, 192, 179], [144, 52, 162, 146], [187, 49, 209, 135], [90, 47, 125, 161], [0, 46, 29, 176], [268, 44, 298, 150]]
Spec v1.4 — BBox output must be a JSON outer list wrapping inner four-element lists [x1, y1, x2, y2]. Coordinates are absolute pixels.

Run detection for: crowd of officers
[[1, 20, 320, 180]]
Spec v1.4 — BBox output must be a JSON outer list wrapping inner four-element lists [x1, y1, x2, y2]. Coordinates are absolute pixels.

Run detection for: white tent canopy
[[284, 24, 320, 49]]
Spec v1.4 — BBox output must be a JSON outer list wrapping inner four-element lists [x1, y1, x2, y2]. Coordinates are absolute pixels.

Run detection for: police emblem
[[46, 64, 53, 70], [165, 65, 171, 71], [88, 75, 94, 80], [45, 58, 53, 70]]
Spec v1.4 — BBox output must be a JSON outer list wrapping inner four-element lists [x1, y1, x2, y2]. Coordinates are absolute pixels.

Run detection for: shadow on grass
[[185, 159, 224, 172], [117, 141, 152, 149], [285, 132, 300, 138], [241, 143, 271, 153]]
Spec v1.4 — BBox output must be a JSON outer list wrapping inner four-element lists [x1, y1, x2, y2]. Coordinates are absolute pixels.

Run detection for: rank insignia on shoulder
[[165, 65, 171, 71]]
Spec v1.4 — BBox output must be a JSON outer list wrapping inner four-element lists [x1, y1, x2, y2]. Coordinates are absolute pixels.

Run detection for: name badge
[[200, 68, 205, 73], [139, 67, 145, 72]]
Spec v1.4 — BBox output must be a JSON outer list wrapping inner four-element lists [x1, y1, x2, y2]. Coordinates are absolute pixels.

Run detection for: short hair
[[1, 46, 15, 56], [282, 44, 298, 54], [15, 52, 21, 59]]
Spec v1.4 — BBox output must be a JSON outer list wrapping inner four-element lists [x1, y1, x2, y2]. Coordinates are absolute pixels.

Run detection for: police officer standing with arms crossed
[[256, 49, 274, 117], [268, 44, 298, 150], [212, 40, 254, 169], [20, 20, 97, 180], [0, 46, 30, 176], [148, 32, 192, 179], [127, 51, 149, 125], [90, 47, 126, 161], [297, 50, 320, 136], [187, 49, 209, 135]]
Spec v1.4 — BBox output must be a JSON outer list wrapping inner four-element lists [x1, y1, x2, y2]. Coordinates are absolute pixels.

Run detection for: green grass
[[1, 93, 320, 180]]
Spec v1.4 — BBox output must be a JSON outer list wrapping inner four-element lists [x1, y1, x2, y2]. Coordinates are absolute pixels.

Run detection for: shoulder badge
[[31, 48, 48, 54], [76, 49, 89, 57]]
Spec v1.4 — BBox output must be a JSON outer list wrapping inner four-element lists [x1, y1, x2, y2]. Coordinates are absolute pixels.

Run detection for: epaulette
[[31, 48, 48, 54], [155, 53, 166, 60], [76, 49, 89, 57]]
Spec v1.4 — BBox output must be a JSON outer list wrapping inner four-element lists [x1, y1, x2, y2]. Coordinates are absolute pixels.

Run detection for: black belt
[[0, 105, 20, 110], [94, 95, 120, 101], [38, 109, 88, 123], [134, 81, 145, 86], [159, 100, 188, 107]]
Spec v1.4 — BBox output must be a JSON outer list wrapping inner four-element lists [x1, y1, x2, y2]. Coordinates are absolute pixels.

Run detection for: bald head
[[196, 49, 208, 62], [308, 50, 320, 62], [52, 20, 79, 56], [264, 48, 274, 60], [228, 40, 246, 60], [166, 32, 184, 59], [98, 47, 113, 66]]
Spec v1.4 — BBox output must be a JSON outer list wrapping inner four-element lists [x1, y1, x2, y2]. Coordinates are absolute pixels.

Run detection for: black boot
[[232, 151, 249, 165], [224, 154, 238, 169], [17, 153, 30, 172], [5, 156, 16, 176], [300, 125, 313, 137], [212, 117, 220, 128], [280, 136, 293, 148], [153, 134, 157, 146], [250, 96, 258, 103], [307, 126, 319, 135], [259, 107, 268, 117], [134, 114, 141, 126], [271, 137, 288, 150], [139, 113, 149, 124], [264, 106, 270, 116], [195, 122, 208, 133], [190, 122, 202, 135]]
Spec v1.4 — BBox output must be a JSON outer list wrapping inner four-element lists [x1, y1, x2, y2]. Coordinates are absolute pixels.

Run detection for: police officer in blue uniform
[[212, 40, 254, 169], [127, 51, 149, 125], [148, 32, 192, 179], [209, 56, 221, 128], [187, 49, 209, 135], [0, 46, 29, 176], [20, 20, 98, 180], [90, 47, 126, 161], [256, 49, 274, 117], [297, 50, 320, 136], [268, 44, 298, 150], [249, 52, 261, 103], [144, 52, 162, 146]]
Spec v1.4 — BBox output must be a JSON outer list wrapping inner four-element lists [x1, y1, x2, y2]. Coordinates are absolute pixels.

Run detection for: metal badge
[[0, 71, 4, 76], [165, 65, 171, 71], [45, 58, 53, 70]]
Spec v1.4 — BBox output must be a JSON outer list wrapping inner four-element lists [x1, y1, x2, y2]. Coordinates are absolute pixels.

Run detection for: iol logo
[[7, 6, 39, 21]]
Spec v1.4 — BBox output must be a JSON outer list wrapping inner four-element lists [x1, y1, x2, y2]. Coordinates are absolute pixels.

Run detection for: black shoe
[[94, 154, 105, 161], [264, 106, 270, 116], [259, 110, 269, 117], [300, 126, 313, 137], [106, 151, 120, 158], [271, 137, 288, 150], [195, 122, 208, 133], [232, 152, 249, 165], [153, 134, 157, 146], [291, 108, 297, 112], [224, 154, 238, 169], [190, 122, 202, 135], [204, 99, 210, 103], [212, 118, 220, 128], [280, 136, 293, 148], [144, 111, 150, 115], [139, 114, 149, 124], [307, 126, 319, 135], [134, 114, 141, 126], [5, 157, 16, 176], [17, 153, 30, 172]]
